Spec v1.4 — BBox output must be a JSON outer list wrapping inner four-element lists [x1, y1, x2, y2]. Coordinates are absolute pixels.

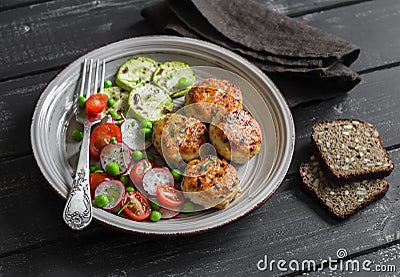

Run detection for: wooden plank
[[0, 0, 156, 81], [0, 0, 49, 11], [0, 0, 397, 81], [0, 71, 57, 160], [0, 148, 398, 275], [297, 0, 400, 72], [0, 0, 370, 15], [288, 65, 400, 175], [0, 155, 107, 256]]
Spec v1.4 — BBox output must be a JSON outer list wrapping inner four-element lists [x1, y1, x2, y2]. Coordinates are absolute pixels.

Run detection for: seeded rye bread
[[312, 119, 393, 181], [300, 156, 389, 218]]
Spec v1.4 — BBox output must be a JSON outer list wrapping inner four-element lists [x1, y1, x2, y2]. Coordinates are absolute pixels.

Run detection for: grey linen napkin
[[142, 0, 361, 107]]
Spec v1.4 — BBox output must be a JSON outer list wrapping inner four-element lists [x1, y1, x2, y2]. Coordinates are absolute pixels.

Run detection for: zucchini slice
[[115, 57, 158, 91], [101, 86, 129, 118], [126, 83, 173, 121], [152, 61, 195, 98]]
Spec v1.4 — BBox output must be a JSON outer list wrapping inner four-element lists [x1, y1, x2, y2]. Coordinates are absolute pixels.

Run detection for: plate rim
[[30, 35, 295, 236]]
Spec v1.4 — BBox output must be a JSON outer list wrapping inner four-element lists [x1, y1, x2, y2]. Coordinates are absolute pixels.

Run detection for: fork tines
[[79, 59, 106, 101]]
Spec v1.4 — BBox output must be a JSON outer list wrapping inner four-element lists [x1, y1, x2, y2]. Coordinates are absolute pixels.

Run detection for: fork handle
[[63, 123, 93, 230]]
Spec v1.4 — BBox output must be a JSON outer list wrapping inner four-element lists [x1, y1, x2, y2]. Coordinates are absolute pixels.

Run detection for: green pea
[[107, 97, 115, 107], [104, 80, 113, 88], [149, 198, 160, 211], [110, 137, 117, 144], [120, 175, 130, 186], [89, 164, 101, 173], [139, 128, 152, 140], [72, 129, 84, 141], [132, 150, 143, 161], [94, 194, 109, 208], [78, 96, 86, 107], [149, 210, 162, 221], [125, 186, 135, 193], [145, 152, 156, 162], [177, 77, 190, 89], [140, 120, 153, 129], [171, 169, 182, 182], [105, 163, 120, 176], [108, 110, 119, 120], [182, 202, 195, 213], [112, 206, 122, 214]]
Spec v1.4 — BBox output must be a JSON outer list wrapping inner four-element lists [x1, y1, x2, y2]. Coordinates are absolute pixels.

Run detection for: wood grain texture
[[289, 65, 400, 175], [0, 148, 398, 276], [0, 71, 57, 160], [0, 0, 156, 81], [0, 155, 101, 255], [0, 0, 48, 11], [297, 0, 400, 72], [0, 0, 370, 15], [0, 0, 397, 82]]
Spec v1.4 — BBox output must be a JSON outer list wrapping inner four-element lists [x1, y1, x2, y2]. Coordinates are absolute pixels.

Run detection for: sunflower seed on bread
[[300, 155, 389, 218], [312, 119, 393, 181]]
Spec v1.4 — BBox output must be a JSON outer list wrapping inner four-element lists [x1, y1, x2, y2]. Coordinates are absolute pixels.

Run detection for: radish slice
[[121, 119, 152, 150], [142, 168, 174, 196], [159, 207, 180, 219], [100, 142, 132, 175], [94, 180, 125, 211]]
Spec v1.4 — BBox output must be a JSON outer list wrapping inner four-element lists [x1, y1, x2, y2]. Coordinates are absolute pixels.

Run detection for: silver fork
[[63, 58, 106, 230]]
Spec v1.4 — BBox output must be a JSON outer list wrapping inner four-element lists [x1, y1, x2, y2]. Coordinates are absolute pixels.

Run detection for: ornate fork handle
[[63, 122, 93, 230]]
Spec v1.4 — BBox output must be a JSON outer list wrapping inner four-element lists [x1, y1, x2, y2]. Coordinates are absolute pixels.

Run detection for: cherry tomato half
[[156, 184, 185, 207], [86, 93, 108, 115], [121, 191, 151, 221], [89, 123, 122, 159], [89, 172, 112, 198], [129, 159, 158, 187]]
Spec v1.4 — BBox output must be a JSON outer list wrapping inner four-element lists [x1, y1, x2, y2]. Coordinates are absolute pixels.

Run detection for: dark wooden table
[[2, 0, 400, 276]]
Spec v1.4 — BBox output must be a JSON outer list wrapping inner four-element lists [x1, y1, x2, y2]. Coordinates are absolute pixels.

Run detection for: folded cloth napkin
[[142, 0, 361, 107]]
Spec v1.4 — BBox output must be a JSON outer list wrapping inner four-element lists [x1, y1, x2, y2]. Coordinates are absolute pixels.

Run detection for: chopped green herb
[[182, 202, 195, 213], [110, 137, 117, 144], [108, 109, 119, 120], [145, 152, 156, 162], [120, 176, 130, 186], [89, 164, 101, 173], [200, 163, 208, 171]]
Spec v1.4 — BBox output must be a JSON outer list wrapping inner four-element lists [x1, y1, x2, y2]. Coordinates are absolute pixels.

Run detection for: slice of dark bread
[[300, 155, 389, 218], [312, 119, 393, 181]]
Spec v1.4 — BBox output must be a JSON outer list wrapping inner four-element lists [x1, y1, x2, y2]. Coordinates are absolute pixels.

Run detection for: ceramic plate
[[31, 36, 295, 235]]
